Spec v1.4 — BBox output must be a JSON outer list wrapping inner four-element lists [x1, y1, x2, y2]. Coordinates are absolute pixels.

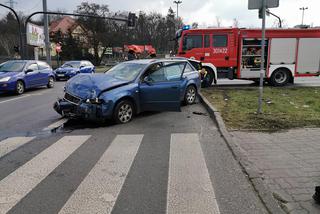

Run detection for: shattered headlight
[[85, 98, 103, 104]]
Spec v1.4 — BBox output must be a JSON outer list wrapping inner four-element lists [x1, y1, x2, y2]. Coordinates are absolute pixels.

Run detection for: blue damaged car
[[0, 60, 55, 95], [53, 59, 200, 124], [54, 60, 95, 80]]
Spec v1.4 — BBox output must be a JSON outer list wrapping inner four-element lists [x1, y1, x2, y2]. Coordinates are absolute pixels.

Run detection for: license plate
[[57, 74, 65, 77]]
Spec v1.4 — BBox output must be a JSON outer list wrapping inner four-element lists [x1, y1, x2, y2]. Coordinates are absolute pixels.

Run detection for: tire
[[270, 69, 290, 87], [15, 80, 25, 95], [201, 67, 214, 88], [113, 100, 134, 124], [47, 76, 54, 88], [184, 85, 197, 105]]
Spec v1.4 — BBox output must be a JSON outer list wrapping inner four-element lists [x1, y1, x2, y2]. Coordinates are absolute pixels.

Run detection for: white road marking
[[0, 95, 31, 104], [43, 118, 68, 131], [59, 134, 143, 214], [0, 135, 91, 214], [0, 137, 35, 159], [167, 133, 220, 214]]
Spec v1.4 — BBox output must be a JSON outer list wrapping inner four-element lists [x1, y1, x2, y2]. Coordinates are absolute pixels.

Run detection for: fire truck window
[[183, 35, 203, 51], [213, 35, 228, 47], [204, 35, 210, 48]]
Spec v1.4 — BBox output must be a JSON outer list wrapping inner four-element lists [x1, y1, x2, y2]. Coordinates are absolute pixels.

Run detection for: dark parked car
[[54, 58, 201, 123], [54, 60, 95, 80], [0, 60, 55, 95]]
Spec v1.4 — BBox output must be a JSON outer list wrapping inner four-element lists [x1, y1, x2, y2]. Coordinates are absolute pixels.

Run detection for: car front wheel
[[113, 100, 134, 124], [15, 81, 25, 95], [184, 85, 197, 105], [47, 77, 54, 88]]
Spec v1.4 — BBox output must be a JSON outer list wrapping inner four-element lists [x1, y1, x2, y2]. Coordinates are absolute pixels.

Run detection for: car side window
[[38, 61, 50, 70], [183, 63, 195, 73], [164, 63, 185, 81], [144, 62, 185, 82], [26, 63, 38, 71]]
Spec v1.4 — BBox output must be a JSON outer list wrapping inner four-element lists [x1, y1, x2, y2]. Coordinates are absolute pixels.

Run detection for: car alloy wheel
[[185, 85, 196, 105], [16, 81, 24, 95], [115, 101, 134, 124], [47, 77, 54, 88]]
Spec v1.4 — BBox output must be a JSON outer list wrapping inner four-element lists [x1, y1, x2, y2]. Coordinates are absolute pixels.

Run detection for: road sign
[[248, 0, 279, 9]]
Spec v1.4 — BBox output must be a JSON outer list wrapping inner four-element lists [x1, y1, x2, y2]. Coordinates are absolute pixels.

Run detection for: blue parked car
[[54, 58, 201, 124], [54, 60, 95, 80], [0, 60, 55, 95]]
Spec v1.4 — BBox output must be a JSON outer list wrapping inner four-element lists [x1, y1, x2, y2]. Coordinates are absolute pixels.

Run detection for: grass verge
[[202, 87, 320, 131]]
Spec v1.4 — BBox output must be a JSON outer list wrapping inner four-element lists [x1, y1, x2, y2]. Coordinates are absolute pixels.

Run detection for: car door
[[37, 61, 51, 85], [139, 62, 184, 112], [24, 63, 41, 87]]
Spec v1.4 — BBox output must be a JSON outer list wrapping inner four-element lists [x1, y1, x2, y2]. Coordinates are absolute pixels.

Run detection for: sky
[[0, 0, 319, 28]]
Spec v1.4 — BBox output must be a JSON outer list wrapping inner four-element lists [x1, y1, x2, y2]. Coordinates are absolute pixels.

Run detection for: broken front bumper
[[53, 98, 113, 121]]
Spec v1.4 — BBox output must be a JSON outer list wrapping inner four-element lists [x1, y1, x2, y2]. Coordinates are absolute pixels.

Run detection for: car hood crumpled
[[65, 74, 129, 99]]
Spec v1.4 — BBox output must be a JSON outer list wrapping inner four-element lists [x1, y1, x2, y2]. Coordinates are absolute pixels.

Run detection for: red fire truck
[[176, 27, 320, 87]]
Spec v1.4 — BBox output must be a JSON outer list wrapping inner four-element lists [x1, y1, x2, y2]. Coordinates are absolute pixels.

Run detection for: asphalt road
[[0, 81, 270, 213]]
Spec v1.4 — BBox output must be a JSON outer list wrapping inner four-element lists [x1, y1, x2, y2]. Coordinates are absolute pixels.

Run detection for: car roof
[[124, 58, 189, 65]]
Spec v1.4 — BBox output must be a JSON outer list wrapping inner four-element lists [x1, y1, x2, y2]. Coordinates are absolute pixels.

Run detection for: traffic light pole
[[257, 0, 266, 114], [42, 0, 51, 65], [0, 3, 23, 58]]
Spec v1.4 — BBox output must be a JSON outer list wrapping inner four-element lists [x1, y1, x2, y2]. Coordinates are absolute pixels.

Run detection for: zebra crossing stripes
[[59, 135, 143, 214], [0, 133, 220, 214], [0, 137, 35, 159], [0, 135, 91, 214], [167, 133, 220, 214]]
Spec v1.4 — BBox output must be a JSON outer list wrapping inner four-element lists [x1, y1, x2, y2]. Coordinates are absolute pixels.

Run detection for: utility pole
[[42, 0, 51, 65], [5, 0, 16, 9], [299, 7, 308, 25], [258, 0, 266, 114], [173, 0, 182, 19]]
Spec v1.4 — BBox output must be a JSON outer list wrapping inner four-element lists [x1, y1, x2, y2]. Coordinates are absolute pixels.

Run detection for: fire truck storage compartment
[[269, 38, 297, 78], [297, 38, 320, 75], [240, 38, 268, 78]]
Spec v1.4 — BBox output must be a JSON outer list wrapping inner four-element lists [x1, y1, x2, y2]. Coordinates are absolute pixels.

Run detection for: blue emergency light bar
[[183, 25, 191, 30]]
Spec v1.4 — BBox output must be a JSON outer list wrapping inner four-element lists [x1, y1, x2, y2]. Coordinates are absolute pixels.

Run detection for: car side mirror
[[25, 69, 33, 73], [79, 65, 84, 69]]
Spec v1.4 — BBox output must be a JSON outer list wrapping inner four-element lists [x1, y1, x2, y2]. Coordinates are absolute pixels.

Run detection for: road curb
[[199, 92, 286, 214]]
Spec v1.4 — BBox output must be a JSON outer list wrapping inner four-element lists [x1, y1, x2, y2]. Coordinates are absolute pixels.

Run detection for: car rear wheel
[[47, 77, 54, 88], [184, 85, 197, 105], [113, 100, 134, 124], [15, 81, 25, 95]]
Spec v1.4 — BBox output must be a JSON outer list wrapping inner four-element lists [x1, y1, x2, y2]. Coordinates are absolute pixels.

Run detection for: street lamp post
[[299, 7, 308, 25], [173, 0, 182, 19]]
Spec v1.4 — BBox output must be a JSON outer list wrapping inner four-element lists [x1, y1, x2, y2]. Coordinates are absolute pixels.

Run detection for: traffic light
[[14, 45, 19, 53], [128, 12, 136, 27], [258, 9, 263, 19]]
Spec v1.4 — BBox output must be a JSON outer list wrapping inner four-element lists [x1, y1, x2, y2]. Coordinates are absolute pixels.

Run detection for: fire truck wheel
[[201, 67, 214, 88], [270, 69, 290, 87]]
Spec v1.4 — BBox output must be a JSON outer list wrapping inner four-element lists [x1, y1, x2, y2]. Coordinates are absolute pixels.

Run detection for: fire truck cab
[[177, 27, 320, 87]]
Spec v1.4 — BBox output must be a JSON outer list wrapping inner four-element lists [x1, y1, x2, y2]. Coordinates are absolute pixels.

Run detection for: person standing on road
[[127, 50, 136, 61]]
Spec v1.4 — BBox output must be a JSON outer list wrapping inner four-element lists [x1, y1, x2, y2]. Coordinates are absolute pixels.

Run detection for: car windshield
[[0, 61, 25, 72], [62, 62, 81, 68], [106, 63, 146, 81]]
